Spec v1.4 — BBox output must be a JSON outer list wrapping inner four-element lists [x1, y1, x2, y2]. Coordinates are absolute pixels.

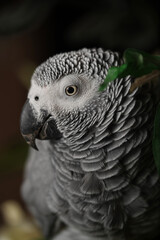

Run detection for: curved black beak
[[20, 100, 62, 150]]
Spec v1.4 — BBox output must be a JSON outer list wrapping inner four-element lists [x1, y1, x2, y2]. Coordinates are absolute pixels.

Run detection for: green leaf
[[152, 103, 160, 175], [99, 64, 127, 91], [99, 48, 160, 91]]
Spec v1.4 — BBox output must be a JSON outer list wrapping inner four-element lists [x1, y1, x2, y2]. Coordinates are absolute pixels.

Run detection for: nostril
[[34, 96, 39, 101]]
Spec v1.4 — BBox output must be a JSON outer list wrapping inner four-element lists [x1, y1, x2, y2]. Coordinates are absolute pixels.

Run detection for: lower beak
[[20, 100, 62, 150]]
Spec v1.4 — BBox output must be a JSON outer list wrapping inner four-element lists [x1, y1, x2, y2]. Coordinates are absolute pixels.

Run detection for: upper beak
[[20, 100, 62, 150]]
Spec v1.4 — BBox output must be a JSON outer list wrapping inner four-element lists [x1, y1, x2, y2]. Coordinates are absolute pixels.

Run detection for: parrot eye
[[65, 85, 78, 96], [34, 96, 39, 101]]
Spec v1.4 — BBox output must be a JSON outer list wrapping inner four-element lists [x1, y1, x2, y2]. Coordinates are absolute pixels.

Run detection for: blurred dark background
[[0, 0, 160, 237]]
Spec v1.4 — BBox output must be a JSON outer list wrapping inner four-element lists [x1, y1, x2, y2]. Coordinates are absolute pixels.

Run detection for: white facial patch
[[53, 74, 100, 111], [28, 74, 100, 117]]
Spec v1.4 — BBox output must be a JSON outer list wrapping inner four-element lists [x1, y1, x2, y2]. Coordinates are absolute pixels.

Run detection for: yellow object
[[0, 200, 43, 240]]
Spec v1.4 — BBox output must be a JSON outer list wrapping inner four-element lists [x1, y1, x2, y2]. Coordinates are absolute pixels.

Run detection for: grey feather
[[21, 48, 160, 240]]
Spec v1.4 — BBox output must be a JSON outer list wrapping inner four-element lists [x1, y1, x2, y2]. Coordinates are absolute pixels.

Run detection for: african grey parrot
[[20, 48, 160, 240]]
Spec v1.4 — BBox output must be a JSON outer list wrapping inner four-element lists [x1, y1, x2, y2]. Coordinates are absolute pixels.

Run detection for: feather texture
[[21, 48, 160, 240]]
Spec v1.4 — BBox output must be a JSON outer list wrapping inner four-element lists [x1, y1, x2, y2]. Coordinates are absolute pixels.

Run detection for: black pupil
[[35, 96, 39, 101], [67, 87, 75, 94]]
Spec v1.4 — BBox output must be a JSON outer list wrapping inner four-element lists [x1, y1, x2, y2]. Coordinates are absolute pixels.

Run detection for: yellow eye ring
[[65, 85, 78, 96]]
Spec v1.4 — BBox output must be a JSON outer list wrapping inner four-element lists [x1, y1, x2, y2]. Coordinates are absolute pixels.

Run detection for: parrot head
[[20, 48, 120, 150]]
